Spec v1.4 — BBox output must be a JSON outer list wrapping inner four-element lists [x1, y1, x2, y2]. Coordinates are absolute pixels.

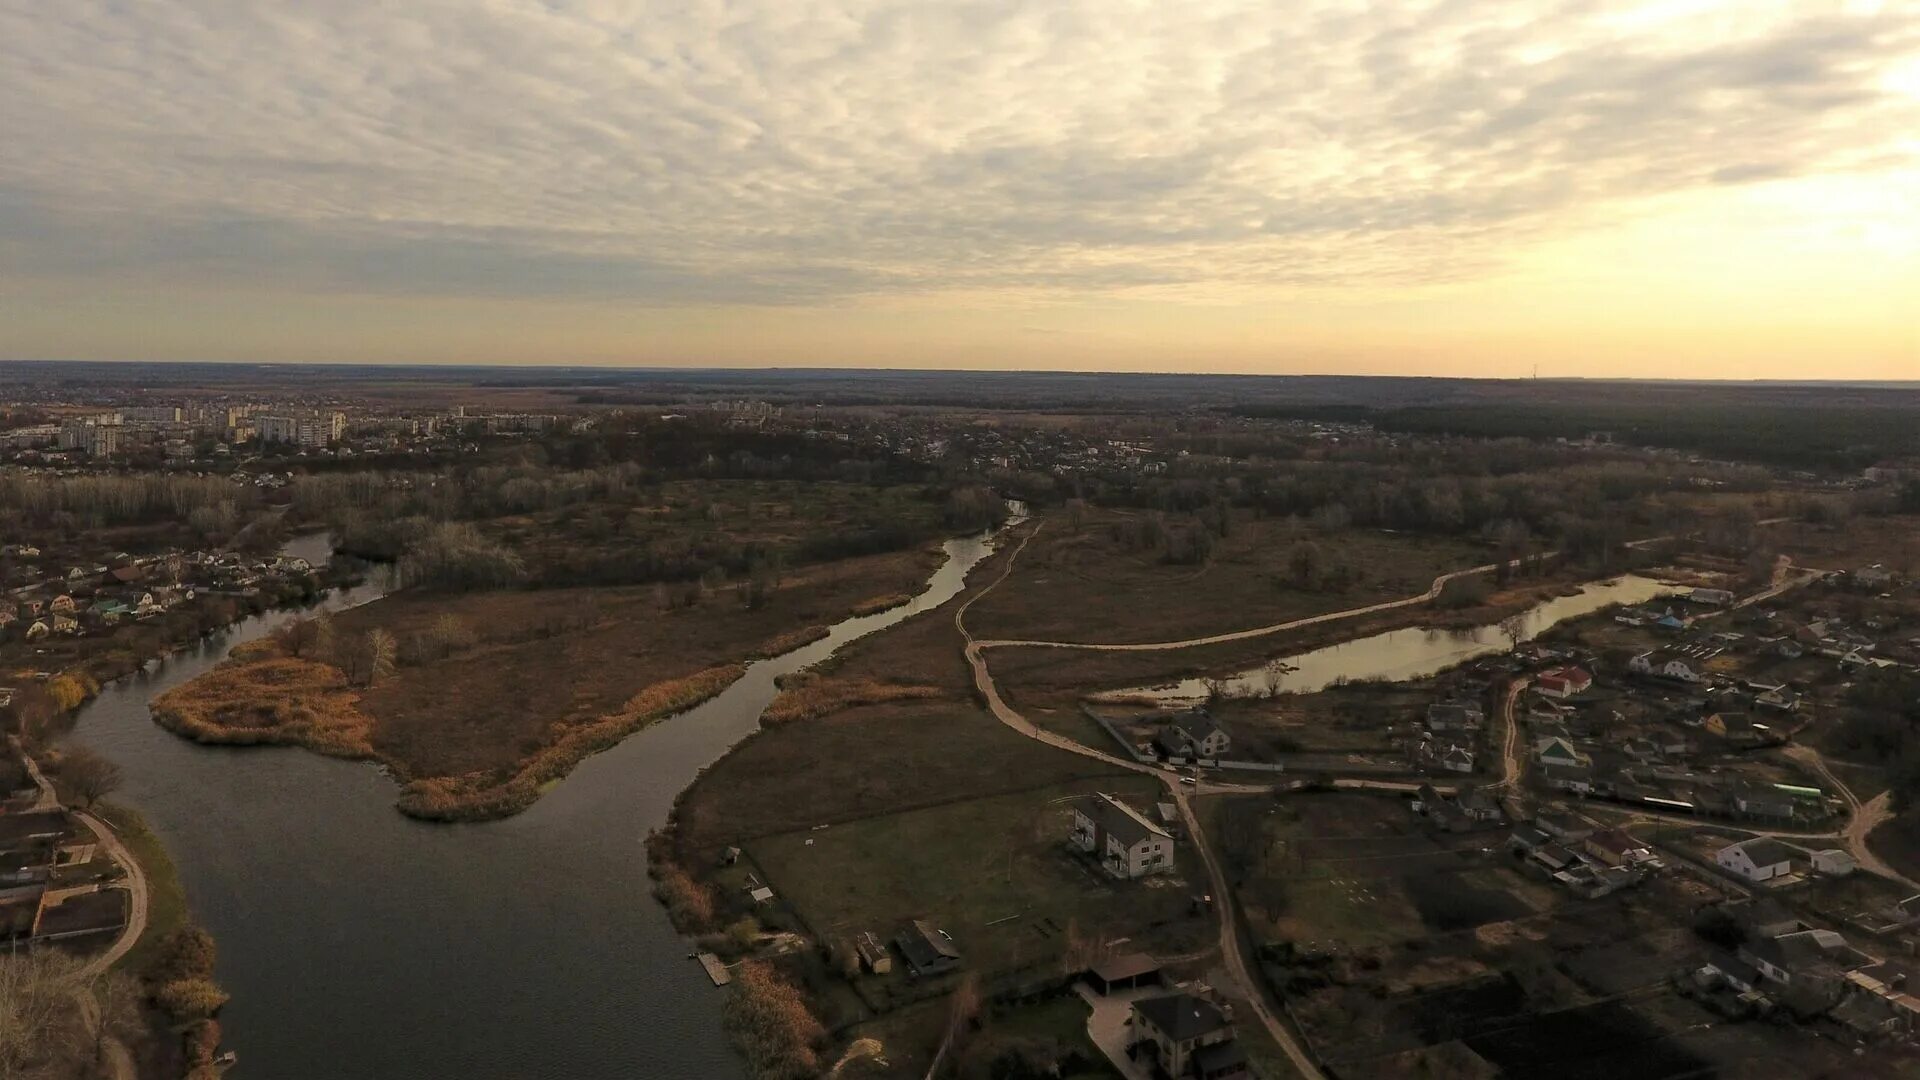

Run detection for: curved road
[[16, 741, 152, 979], [957, 523, 1326, 1080], [971, 555, 1524, 653]]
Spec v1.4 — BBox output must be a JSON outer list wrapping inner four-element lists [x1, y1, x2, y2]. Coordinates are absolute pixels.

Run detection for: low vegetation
[[724, 960, 828, 1080], [761, 674, 944, 726], [394, 663, 744, 821]]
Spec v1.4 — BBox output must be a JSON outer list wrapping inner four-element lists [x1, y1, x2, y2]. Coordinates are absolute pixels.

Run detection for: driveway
[[1075, 982, 1156, 1080]]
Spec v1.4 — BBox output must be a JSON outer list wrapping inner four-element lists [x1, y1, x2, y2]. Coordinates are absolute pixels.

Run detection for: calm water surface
[[65, 528, 1009, 1079], [1114, 574, 1679, 705]]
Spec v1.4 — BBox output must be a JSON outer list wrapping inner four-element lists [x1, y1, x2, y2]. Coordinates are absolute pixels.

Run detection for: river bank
[[146, 543, 953, 822], [61, 521, 1016, 1078]]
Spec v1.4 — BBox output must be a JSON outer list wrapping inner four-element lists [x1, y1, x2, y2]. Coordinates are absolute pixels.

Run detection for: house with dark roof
[[1425, 701, 1483, 733], [1160, 710, 1230, 760], [1071, 793, 1176, 879], [893, 919, 961, 977], [1129, 992, 1243, 1078]]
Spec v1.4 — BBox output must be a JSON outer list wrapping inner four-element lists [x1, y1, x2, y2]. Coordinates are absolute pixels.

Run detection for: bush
[[155, 978, 229, 1021], [151, 923, 217, 983], [723, 961, 826, 1080]]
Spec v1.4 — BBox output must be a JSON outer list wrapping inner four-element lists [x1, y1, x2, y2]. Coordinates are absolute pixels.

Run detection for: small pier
[[696, 952, 732, 986]]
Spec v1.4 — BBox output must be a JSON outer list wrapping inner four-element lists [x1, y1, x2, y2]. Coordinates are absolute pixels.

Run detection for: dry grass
[[761, 674, 944, 726], [848, 593, 912, 617], [157, 641, 743, 821], [152, 648, 376, 759], [394, 664, 744, 821], [752, 624, 832, 658]]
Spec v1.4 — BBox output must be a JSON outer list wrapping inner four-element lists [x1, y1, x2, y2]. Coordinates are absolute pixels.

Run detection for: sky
[[2, 0, 1917, 378]]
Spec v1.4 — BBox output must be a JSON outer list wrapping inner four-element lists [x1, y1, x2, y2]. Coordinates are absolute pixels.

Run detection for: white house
[[1716, 837, 1799, 882], [1168, 711, 1231, 759], [1071, 793, 1176, 880], [1628, 650, 1700, 683], [1533, 666, 1592, 699], [1807, 849, 1857, 876]]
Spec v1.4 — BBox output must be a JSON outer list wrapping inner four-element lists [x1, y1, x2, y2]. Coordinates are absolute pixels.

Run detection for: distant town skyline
[[3, 2, 1917, 378]]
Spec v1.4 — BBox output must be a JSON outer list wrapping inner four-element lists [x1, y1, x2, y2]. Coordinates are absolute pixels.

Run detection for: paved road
[[958, 523, 1326, 1080]]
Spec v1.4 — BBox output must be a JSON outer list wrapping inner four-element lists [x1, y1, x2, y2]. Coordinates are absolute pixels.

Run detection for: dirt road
[[957, 522, 1325, 1079]]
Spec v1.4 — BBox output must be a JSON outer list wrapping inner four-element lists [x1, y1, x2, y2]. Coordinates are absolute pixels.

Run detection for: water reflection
[[1113, 574, 1678, 704]]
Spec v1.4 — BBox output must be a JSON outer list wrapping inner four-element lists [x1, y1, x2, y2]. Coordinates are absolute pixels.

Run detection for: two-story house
[[1129, 992, 1247, 1079], [1071, 793, 1176, 880]]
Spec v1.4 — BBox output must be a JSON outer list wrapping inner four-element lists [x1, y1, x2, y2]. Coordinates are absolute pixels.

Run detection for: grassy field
[[985, 571, 1590, 716], [746, 776, 1207, 985], [675, 700, 1135, 850], [966, 512, 1489, 645], [156, 543, 942, 818], [1759, 513, 1920, 575]]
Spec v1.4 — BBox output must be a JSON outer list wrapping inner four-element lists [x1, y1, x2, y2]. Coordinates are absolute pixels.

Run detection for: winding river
[[64, 527, 1013, 1079], [1113, 573, 1680, 705]]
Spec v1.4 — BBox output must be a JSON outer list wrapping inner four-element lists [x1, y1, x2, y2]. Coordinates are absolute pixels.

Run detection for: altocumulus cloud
[[0, 0, 1915, 304]]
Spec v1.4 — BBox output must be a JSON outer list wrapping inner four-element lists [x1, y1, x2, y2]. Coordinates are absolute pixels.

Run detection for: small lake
[[63, 525, 1013, 1079], [1109, 574, 1679, 705]]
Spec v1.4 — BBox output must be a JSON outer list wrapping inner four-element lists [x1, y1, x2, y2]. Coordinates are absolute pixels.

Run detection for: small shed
[[1087, 952, 1163, 995]]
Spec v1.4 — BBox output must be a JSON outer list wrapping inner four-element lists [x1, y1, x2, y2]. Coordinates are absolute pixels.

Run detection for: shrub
[[155, 977, 229, 1021], [723, 961, 826, 1080]]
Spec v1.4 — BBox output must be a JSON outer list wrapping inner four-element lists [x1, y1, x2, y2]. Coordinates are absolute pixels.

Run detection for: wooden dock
[[696, 952, 732, 986]]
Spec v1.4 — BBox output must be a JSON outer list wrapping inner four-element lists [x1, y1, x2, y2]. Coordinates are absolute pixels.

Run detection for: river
[[1111, 574, 1680, 705], [64, 526, 1013, 1079]]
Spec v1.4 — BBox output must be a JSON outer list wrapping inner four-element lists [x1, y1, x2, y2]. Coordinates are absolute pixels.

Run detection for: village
[[663, 527, 1920, 1079]]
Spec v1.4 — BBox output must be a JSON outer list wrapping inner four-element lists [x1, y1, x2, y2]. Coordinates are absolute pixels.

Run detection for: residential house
[[1539, 763, 1594, 795], [1717, 838, 1800, 883], [1583, 828, 1655, 868], [1129, 992, 1244, 1080], [1732, 788, 1798, 822], [893, 920, 961, 977], [1706, 713, 1778, 747], [1727, 897, 1804, 939], [1533, 666, 1592, 699], [1535, 812, 1595, 842], [1690, 587, 1735, 606], [1164, 710, 1230, 759], [1629, 651, 1701, 682], [1426, 700, 1484, 734], [1440, 745, 1474, 774], [1698, 952, 1762, 994], [1807, 849, 1857, 876], [1534, 736, 1587, 768], [1071, 793, 1176, 879]]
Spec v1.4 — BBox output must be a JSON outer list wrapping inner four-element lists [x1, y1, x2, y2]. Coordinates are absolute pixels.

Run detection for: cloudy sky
[[2, 1, 1916, 377]]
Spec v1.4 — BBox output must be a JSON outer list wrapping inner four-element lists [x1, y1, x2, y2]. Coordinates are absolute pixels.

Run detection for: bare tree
[[71, 971, 141, 1074], [0, 948, 85, 1080], [275, 613, 333, 659], [1261, 659, 1291, 698], [57, 746, 122, 809], [364, 629, 397, 687]]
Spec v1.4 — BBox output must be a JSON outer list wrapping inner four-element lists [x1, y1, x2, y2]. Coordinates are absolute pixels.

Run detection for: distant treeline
[[1236, 400, 1920, 471]]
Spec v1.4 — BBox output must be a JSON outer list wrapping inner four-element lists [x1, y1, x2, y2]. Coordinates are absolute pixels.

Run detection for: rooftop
[[1134, 992, 1231, 1043]]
